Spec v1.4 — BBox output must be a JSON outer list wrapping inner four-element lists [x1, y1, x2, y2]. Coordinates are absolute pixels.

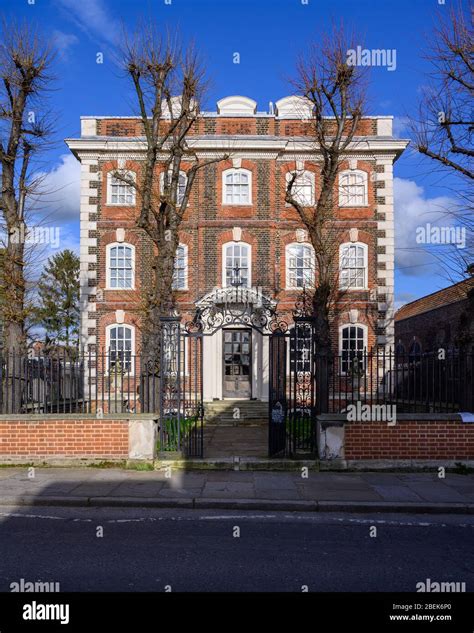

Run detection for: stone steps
[[204, 400, 268, 425]]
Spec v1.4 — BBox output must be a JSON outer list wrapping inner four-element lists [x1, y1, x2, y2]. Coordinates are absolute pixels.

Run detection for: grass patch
[[87, 460, 127, 469], [126, 462, 154, 471], [157, 415, 199, 452]]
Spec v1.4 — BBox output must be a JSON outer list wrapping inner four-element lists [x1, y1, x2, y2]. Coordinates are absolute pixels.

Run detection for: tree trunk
[[2, 237, 26, 413], [312, 281, 331, 414]]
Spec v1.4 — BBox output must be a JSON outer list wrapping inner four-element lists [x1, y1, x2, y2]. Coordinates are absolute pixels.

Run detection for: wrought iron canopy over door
[[223, 329, 251, 398]]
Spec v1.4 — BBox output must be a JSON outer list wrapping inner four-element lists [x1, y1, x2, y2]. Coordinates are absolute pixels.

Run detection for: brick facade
[[67, 97, 407, 400]]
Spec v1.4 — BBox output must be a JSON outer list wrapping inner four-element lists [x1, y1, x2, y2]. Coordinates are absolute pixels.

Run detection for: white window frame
[[285, 170, 315, 206], [222, 241, 252, 288], [106, 171, 136, 206], [222, 168, 252, 205], [105, 324, 135, 375], [159, 170, 188, 205], [339, 323, 368, 375], [338, 169, 368, 207], [172, 243, 188, 291], [106, 243, 135, 290], [339, 242, 368, 290], [285, 242, 315, 289]]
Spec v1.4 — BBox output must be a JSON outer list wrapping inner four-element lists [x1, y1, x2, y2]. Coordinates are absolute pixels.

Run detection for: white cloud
[[52, 30, 79, 59], [29, 154, 81, 223], [394, 177, 459, 276], [57, 0, 121, 45]]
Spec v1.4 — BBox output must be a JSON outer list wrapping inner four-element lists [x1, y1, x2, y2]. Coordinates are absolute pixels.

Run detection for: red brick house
[[66, 95, 407, 402]]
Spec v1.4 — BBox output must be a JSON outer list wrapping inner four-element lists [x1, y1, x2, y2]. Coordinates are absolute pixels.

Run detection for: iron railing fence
[[269, 333, 473, 458], [323, 349, 474, 414], [0, 346, 202, 417], [0, 349, 471, 417]]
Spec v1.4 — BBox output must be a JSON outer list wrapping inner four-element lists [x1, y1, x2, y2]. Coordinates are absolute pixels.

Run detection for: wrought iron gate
[[268, 330, 287, 456], [141, 317, 204, 458], [268, 318, 318, 458]]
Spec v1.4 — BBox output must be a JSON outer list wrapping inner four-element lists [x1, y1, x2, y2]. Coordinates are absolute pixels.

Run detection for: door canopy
[[185, 287, 288, 335]]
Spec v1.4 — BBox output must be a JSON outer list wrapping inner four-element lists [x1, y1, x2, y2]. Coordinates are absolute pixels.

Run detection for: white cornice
[[65, 137, 408, 160]]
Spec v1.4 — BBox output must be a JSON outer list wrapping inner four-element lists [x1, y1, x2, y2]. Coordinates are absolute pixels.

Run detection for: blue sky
[[3, 0, 471, 308]]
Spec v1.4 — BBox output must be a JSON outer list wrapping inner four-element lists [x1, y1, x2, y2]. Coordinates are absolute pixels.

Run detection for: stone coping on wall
[[0, 414, 158, 421], [318, 413, 464, 423]]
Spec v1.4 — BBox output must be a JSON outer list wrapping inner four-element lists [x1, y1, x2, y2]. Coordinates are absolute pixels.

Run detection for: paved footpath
[[1, 467, 474, 513]]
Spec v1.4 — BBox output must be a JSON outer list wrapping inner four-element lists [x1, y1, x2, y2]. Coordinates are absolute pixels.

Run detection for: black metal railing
[[0, 330, 204, 457], [324, 349, 474, 414], [269, 319, 474, 457]]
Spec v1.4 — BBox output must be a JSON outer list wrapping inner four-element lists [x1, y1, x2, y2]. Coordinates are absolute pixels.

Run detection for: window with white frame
[[223, 169, 251, 205], [107, 325, 134, 373], [160, 170, 187, 205], [107, 244, 134, 289], [339, 242, 367, 289], [286, 170, 315, 206], [339, 170, 368, 207], [107, 171, 136, 205], [289, 322, 313, 374], [286, 243, 315, 289], [172, 244, 188, 290], [223, 242, 250, 287], [340, 325, 367, 374]]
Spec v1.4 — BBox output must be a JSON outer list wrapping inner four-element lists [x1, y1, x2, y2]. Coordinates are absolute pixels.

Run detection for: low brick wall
[[344, 415, 474, 460], [0, 415, 155, 463]]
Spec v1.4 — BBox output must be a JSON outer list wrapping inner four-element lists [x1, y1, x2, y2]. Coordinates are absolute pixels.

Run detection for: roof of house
[[395, 277, 474, 322]]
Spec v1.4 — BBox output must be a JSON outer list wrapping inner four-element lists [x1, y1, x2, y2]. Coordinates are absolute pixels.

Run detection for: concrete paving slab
[[107, 482, 166, 497], [371, 485, 424, 502], [63, 482, 123, 496], [296, 485, 383, 502], [407, 483, 469, 502]]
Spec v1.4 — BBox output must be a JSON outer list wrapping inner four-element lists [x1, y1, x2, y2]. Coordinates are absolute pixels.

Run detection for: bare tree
[[410, 3, 473, 281], [0, 18, 53, 411], [285, 25, 367, 357], [413, 3, 473, 181], [118, 25, 227, 357]]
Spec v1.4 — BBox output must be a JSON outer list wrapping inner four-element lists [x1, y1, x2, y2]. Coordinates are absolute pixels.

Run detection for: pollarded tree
[[0, 18, 53, 355], [0, 18, 54, 412], [285, 24, 367, 358], [116, 25, 227, 358]]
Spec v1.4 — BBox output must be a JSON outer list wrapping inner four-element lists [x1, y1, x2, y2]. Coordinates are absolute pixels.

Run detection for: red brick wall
[[0, 418, 129, 458], [345, 419, 474, 460]]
